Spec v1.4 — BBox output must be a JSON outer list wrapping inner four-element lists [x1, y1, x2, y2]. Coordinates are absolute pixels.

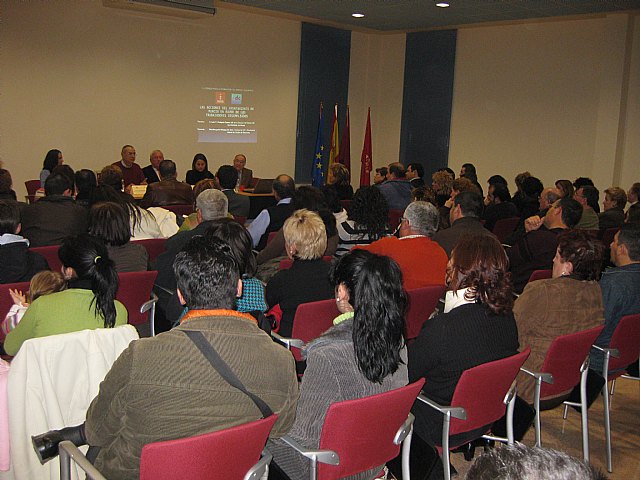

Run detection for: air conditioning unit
[[103, 0, 215, 19]]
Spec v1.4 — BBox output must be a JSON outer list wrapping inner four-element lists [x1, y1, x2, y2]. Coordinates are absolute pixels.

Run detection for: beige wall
[[449, 13, 639, 196], [0, 1, 301, 197]]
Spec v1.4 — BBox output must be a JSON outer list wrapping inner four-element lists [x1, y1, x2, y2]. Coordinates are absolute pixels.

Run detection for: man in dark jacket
[[140, 160, 194, 207]]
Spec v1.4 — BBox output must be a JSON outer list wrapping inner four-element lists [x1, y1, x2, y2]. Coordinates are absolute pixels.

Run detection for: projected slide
[[197, 87, 257, 143]]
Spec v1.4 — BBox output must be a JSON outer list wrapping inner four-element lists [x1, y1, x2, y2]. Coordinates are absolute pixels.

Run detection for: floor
[[448, 377, 640, 479]]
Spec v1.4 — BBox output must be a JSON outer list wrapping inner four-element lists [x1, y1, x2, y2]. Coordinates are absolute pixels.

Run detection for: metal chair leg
[[442, 413, 451, 480], [534, 377, 542, 447]]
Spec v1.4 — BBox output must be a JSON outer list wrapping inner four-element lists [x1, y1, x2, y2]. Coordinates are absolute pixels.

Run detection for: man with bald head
[[112, 145, 146, 187], [233, 154, 253, 189], [247, 174, 295, 250], [143, 149, 163, 184]]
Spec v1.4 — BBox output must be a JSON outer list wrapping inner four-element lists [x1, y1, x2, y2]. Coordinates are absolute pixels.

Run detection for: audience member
[[265, 209, 333, 337], [74, 169, 97, 208], [487, 174, 508, 189], [459, 162, 483, 196], [99, 165, 128, 195], [185, 152, 215, 185], [512, 171, 532, 213], [248, 174, 295, 250], [19, 173, 88, 247], [140, 159, 194, 207], [269, 250, 408, 480], [358, 201, 447, 288], [217, 164, 250, 217], [573, 176, 595, 191], [40, 149, 63, 187], [599, 187, 627, 230], [433, 191, 494, 258], [89, 202, 148, 272], [539, 187, 561, 215], [112, 145, 146, 187], [626, 182, 640, 223], [52, 164, 75, 191], [377, 162, 413, 211], [514, 229, 604, 403], [0, 200, 49, 284], [4, 235, 128, 355], [555, 179, 574, 199], [177, 178, 220, 232], [411, 185, 436, 204], [142, 149, 163, 184], [373, 167, 387, 185], [0, 169, 18, 202], [432, 170, 454, 205], [507, 197, 582, 293], [518, 176, 544, 220], [407, 162, 425, 188], [574, 185, 600, 229], [327, 163, 353, 200], [482, 183, 518, 232], [233, 153, 253, 189]]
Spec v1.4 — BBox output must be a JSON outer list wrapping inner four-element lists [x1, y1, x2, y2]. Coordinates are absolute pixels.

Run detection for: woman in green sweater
[[4, 235, 128, 355]]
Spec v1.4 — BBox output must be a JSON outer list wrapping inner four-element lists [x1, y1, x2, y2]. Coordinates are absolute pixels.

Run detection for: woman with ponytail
[[4, 235, 127, 355], [268, 249, 408, 480]]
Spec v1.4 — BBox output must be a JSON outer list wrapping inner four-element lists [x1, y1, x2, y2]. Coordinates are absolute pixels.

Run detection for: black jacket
[[0, 240, 49, 284]]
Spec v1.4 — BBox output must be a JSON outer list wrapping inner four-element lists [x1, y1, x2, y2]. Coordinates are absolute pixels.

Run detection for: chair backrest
[[405, 285, 447, 341], [290, 299, 340, 361], [492, 217, 520, 243], [0, 281, 31, 342], [539, 326, 604, 398], [24, 179, 41, 196], [115, 271, 158, 325], [388, 209, 404, 230], [162, 204, 195, 217], [266, 231, 278, 245], [607, 313, 640, 375], [140, 415, 277, 480], [317, 379, 425, 480], [133, 238, 167, 263], [449, 349, 531, 437], [527, 269, 552, 283], [30, 245, 62, 273], [278, 256, 333, 271]]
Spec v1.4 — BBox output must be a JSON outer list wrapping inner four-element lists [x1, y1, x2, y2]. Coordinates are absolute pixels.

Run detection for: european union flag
[[311, 103, 325, 187]]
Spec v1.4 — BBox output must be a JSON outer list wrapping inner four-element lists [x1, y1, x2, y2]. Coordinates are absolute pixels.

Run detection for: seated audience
[[514, 229, 604, 403], [52, 164, 76, 190], [0, 169, 17, 202], [518, 176, 544, 220], [358, 201, 447, 289], [4, 235, 128, 355], [112, 145, 146, 187], [407, 162, 425, 188], [40, 149, 63, 187], [555, 179, 574, 199], [265, 209, 333, 337], [512, 171, 532, 214], [141, 159, 194, 208], [482, 183, 518, 232], [373, 166, 387, 185], [327, 163, 354, 200], [431, 170, 454, 228], [89, 202, 148, 272], [507, 197, 582, 294], [268, 249, 408, 480], [487, 174, 508, 189], [0, 200, 49, 284], [599, 187, 626, 230], [626, 182, 640, 223], [538, 187, 561, 216], [574, 185, 600, 229], [177, 178, 220, 232], [233, 153, 253, 189], [433, 191, 494, 258], [411, 185, 436, 204], [33, 236, 298, 480], [459, 162, 483, 196], [377, 162, 412, 211], [217, 164, 250, 218], [19, 173, 88, 247], [573, 176, 596, 192], [185, 152, 214, 185], [248, 175, 296, 250], [335, 186, 389, 256], [74, 169, 97, 208], [142, 149, 163, 184], [408, 235, 518, 467]]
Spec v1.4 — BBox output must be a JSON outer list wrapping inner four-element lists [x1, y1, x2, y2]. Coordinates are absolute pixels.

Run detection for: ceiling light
[[352, 13, 365, 18], [436, 2, 450, 7]]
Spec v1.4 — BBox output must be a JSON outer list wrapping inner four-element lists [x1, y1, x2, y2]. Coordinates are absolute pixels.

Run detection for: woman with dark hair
[[555, 179, 574, 199], [89, 202, 149, 272], [408, 234, 519, 448], [514, 229, 604, 403], [335, 186, 389, 256], [327, 163, 354, 200], [40, 149, 63, 187], [74, 169, 97, 208], [0, 169, 17, 201], [268, 249, 408, 480], [4, 234, 127, 355], [185, 153, 214, 185]]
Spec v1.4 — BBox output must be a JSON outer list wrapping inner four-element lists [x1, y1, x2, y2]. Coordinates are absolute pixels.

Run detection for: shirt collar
[[443, 287, 476, 313], [180, 309, 257, 325]]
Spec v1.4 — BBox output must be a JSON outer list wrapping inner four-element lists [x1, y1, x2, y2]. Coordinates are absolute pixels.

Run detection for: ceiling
[[219, 0, 640, 32]]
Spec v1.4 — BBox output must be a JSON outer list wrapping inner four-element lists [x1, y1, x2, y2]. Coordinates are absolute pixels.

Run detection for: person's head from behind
[[451, 191, 483, 224], [627, 182, 640, 204], [75, 169, 97, 198], [603, 187, 627, 211], [27, 270, 66, 304], [491, 184, 512, 204], [522, 176, 543, 200], [573, 177, 594, 190], [553, 229, 603, 280], [44, 173, 72, 197], [293, 185, 328, 212], [349, 186, 389, 240], [387, 162, 406, 180], [174, 236, 240, 311], [43, 149, 63, 172], [89, 202, 131, 247], [272, 174, 296, 200], [58, 234, 119, 328], [432, 170, 453, 197], [448, 234, 513, 315], [401, 201, 439, 238], [52, 165, 75, 192], [192, 178, 220, 205], [0, 200, 20, 235], [514, 171, 531, 193], [328, 163, 350, 186], [192, 153, 209, 173], [216, 165, 239, 190], [407, 163, 424, 180], [0, 169, 13, 195], [283, 209, 326, 261], [205, 218, 256, 277], [611, 223, 640, 266], [158, 160, 177, 181], [100, 165, 124, 191], [487, 175, 508, 188], [330, 250, 407, 383], [451, 177, 479, 198], [465, 444, 608, 480], [320, 185, 342, 214], [555, 179, 574, 199], [544, 197, 583, 229], [373, 167, 388, 185], [411, 186, 436, 204], [460, 163, 477, 180], [196, 188, 228, 222]]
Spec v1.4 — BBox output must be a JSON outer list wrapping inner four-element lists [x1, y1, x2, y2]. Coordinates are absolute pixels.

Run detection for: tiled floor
[[449, 377, 640, 479]]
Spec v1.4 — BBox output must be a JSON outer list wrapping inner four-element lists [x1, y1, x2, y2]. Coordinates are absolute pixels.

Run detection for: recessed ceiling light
[[436, 2, 450, 7], [352, 13, 365, 18]]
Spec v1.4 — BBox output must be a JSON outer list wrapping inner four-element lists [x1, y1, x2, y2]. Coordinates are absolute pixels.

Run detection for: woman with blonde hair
[[327, 163, 353, 200]]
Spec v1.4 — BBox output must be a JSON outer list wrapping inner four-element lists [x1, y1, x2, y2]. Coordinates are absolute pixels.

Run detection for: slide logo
[[231, 93, 242, 105], [216, 92, 226, 104]]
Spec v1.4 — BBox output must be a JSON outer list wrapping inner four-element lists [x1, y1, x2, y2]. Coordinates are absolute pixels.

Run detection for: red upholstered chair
[[405, 285, 447, 342], [59, 415, 278, 480], [133, 238, 167, 263], [25, 179, 41, 203], [521, 326, 603, 462], [30, 245, 62, 273], [0, 281, 30, 343], [417, 349, 531, 480], [388, 209, 404, 231], [116, 271, 159, 336], [279, 379, 425, 480], [527, 269, 552, 283], [491, 217, 520, 243], [161, 204, 195, 217]]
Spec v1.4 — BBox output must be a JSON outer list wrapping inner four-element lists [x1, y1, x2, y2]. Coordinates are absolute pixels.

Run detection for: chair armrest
[[243, 450, 273, 480], [140, 292, 158, 314], [520, 367, 553, 385], [417, 394, 467, 420], [393, 413, 415, 445], [590, 345, 620, 358], [270, 332, 305, 349], [59, 441, 107, 480], [279, 436, 340, 465]]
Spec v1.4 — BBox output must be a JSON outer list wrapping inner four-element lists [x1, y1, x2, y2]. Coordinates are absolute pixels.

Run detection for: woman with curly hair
[[335, 186, 389, 257], [327, 163, 354, 200]]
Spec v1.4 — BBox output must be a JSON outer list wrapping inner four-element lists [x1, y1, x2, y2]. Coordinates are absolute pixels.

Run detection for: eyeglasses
[[392, 217, 406, 236]]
